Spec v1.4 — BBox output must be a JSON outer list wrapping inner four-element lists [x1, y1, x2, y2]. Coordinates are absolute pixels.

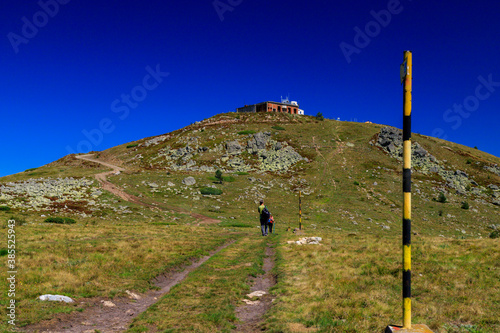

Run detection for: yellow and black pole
[[386, 51, 433, 333], [402, 50, 412, 330], [299, 191, 302, 230]]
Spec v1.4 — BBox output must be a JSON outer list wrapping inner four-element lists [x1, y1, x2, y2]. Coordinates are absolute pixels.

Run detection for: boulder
[[39, 294, 74, 303], [226, 140, 242, 155], [182, 177, 196, 186]]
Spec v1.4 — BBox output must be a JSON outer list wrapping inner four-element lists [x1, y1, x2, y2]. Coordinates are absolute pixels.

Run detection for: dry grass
[[267, 231, 500, 333]]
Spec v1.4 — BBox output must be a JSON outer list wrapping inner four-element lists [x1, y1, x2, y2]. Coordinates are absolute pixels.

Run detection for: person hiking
[[268, 214, 274, 234], [258, 200, 271, 236]]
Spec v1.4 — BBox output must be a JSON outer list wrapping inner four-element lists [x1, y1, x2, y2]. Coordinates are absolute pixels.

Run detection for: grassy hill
[[1, 112, 499, 332]]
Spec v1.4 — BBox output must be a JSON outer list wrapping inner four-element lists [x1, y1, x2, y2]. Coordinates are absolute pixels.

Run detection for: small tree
[[437, 192, 447, 203], [215, 169, 223, 184], [461, 202, 469, 210], [315, 112, 324, 121]]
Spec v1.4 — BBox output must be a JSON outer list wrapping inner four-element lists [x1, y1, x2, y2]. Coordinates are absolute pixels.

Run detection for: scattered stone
[[247, 290, 267, 298], [287, 237, 322, 245], [242, 299, 260, 305], [125, 290, 141, 300], [126, 309, 134, 316], [226, 140, 242, 155], [102, 300, 116, 307], [39, 294, 74, 303]]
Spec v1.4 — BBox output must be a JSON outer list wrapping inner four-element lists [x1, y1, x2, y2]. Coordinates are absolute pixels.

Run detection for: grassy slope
[[1, 112, 499, 332]]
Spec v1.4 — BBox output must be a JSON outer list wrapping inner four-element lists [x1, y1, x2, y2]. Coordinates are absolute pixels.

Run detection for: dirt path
[[76, 154, 219, 224], [235, 245, 276, 332], [25, 241, 235, 333]]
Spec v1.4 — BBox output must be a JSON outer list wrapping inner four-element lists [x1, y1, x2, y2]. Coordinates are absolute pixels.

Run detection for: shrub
[[238, 130, 256, 135], [0, 206, 11, 212], [200, 188, 223, 195], [461, 202, 469, 210], [489, 230, 500, 239], [126, 144, 139, 148], [272, 125, 285, 131], [466, 159, 472, 164], [0, 249, 8, 256], [438, 210, 443, 216], [316, 112, 324, 121], [24, 167, 38, 172], [437, 192, 447, 203], [215, 169, 223, 184], [353, 181, 360, 186], [44, 217, 76, 224]]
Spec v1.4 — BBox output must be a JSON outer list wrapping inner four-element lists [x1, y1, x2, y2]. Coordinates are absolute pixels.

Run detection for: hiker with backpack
[[258, 200, 271, 236]]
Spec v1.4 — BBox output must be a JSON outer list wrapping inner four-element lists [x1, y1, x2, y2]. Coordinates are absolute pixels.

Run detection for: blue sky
[[1, 0, 499, 177]]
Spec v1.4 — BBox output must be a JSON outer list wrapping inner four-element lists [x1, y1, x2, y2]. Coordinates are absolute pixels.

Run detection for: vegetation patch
[[237, 130, 256, 135], [44, 217, 77, 224], [200, 187, 223, 195], [0, 206, 11, 211], [271, 125, 286, 131], [24, 167, 38, 172], [150, 222, 178, 226], [126, 144, 139, 148], [218, 221, 253, 228], [0, 248, 8, 256]]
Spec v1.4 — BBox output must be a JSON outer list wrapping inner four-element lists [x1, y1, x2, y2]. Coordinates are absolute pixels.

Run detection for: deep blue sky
[[1, 0, 499, 177]]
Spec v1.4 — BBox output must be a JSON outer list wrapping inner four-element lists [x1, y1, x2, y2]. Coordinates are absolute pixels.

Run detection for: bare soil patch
[[24, 241, 234, 333], [235, 245, 276, 332]]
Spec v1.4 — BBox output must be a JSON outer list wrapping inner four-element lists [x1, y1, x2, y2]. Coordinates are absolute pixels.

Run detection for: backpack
[[261, 207, 271, 220], [268, 215, 274, 224]]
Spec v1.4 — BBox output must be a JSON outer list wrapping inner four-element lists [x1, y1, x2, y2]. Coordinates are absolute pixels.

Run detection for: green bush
[[437, 192, 447, 203], [126, 144, 139, 148], [353, 181, 360, 186], [438, 210, 443, 216], [200, 188, 223, 195], [44, 217, 76, 224], [271, 125, 285, 131], [0, 206, 11, 212], [466, 159, 472, 164], [316, 112, 324, 121], [24, 167, 38, 172], [0, 249, 8, 256], [489, 230, 499, 239], [461, 202, 469, 210], [238, 130, 256, 135]]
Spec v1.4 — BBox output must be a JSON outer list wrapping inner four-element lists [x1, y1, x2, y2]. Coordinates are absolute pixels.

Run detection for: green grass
[[127, 144, 139, 148], [271, 125, 286, 131]]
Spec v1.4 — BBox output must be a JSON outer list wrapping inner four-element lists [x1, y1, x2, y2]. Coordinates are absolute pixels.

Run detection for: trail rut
[[25, 241, 234, 333]]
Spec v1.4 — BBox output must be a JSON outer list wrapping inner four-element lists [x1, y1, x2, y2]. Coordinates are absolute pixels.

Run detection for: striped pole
[[299, 191, 302, 230], [402, 50, 412, 329]]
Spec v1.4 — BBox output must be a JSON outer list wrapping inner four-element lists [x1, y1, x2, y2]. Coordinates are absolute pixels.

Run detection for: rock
[[346, 142, 355, 147], [148, 182, 159, 188], [488, 184, 499, 191], [226, 140, 242, 155], [167, 181, 175, 187], [125, 290, 141, 300], [126, 309, 134, 316], [102, 300, 116, 307], [182, 177, 196, 186], [247, 290, 267, 298], [39, 294, 74, 303], [247, 132, 270, 152], [242, 299, 260, 305]]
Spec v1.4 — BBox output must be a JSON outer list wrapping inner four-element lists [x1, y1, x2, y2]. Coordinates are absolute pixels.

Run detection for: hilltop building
[[237, 97, 304, 115]]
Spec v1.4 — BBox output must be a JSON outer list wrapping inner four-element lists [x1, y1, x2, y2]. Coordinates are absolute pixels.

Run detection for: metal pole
[[299, 191, 302, 230], [402, 50, 412, 329]]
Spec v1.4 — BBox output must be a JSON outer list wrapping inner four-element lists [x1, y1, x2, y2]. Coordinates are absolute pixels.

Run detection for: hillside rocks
[[155, 131, 306, 173], [0, 177, 99, 210], [376, 127, 490, 197]]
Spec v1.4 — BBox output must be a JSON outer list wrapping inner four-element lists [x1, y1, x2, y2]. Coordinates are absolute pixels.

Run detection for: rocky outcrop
[[247, 132, 271, 153], [182, 177, 196, 186], [226, 140, 242, 155], [375, 127, 486, 196]]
